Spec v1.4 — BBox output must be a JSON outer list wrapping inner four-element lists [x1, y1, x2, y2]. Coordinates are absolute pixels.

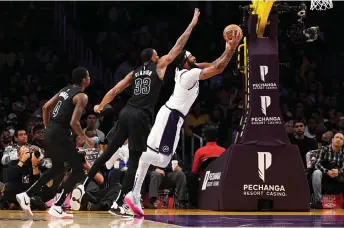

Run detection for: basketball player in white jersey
[[124, 30, 243, 216]]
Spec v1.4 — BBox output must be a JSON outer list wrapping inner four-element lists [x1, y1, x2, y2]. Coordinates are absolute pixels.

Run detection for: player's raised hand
[[94, 104, 103, 113], [190, 8, 200, 27], [226, 31, 242, 51]]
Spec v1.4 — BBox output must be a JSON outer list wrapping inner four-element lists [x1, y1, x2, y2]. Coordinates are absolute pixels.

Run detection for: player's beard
[[187, 59, 199, 69]]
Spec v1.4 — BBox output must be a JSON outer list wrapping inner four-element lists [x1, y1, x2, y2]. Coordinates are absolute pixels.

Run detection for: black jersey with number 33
[[50, 85, 83, 129], [127, 62, 162, 115]]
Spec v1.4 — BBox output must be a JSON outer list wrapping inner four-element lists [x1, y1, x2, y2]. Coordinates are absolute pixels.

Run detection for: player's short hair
[[141, 48, 154, 63], [174, 50, 187, 70], [72, 67, 88, 85], [203, 125, 218, 142]]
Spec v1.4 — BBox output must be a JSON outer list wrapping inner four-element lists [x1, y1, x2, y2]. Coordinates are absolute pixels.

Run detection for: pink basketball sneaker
[[124, 191, 144, 216]]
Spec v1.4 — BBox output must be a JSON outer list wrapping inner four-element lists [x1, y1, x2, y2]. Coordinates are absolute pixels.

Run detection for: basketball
[[223, 24, 242, 41]]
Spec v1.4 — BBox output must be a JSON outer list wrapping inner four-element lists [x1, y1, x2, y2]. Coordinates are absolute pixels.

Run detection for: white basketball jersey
[[165, 68, 202, 116]]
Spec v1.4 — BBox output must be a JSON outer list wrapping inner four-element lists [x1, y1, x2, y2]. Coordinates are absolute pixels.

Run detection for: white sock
[[132, 160, 150, 198]]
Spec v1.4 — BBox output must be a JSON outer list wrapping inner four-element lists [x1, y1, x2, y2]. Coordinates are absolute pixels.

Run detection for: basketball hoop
[[310, 0, 333, 11]]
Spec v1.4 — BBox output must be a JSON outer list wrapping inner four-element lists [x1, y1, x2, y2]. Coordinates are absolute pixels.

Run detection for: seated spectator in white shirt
[[82, 113, 105, 149]]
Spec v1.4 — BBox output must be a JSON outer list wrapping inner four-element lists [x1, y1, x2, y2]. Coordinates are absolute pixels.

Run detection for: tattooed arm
[[156, 8, 200, 80], [197, 53, 229, 69], [199, 31, 242, 80], [199, 47, 236, 80]]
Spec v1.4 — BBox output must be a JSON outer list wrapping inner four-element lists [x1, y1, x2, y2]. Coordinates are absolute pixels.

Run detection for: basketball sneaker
[[124, 191, 144, 216], [108, 201, 134, 217], [48, 205, 73, 219], [70, 184, 85, 210], [16, 192, 33, 217]]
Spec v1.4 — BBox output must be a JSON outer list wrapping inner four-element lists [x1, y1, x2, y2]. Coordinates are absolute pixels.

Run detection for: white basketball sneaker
[[70, 184, 85, 210], [16, 192, 33, 217], [48, 205, 73, 219]]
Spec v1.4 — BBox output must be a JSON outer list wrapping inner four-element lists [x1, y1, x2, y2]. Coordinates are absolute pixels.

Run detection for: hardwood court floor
[[1, 209, 344, 227]]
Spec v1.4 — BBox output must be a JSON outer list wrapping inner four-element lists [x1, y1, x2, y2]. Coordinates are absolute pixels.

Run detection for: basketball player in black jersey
[[16, 67, 95, 218], [71, 8, 200, 217]]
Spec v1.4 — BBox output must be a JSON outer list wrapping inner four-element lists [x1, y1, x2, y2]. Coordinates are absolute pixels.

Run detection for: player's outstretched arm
[[199, 33, 242, 80], [156, 8, 200, 79], [197, 28, 243, 69], [42, 92, 60, 128], [96, 71, 134, 111]]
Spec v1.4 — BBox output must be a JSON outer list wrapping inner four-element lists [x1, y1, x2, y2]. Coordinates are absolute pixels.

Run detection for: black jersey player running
[[71, 8, 200, 217], [16, 67, 95, 219]]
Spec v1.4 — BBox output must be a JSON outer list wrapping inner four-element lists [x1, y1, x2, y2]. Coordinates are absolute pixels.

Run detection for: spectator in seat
[[306, 149, 320, 170], [305, 117, 317, 139], [1, 129, 13, 183], [1, 127, 51, 171], [1, 145, 41, 209], [284, 120, 294, 141], [337, 115, 344, 132], [0, 129, 13, 151], [1, 127, 29, 166], [312, 132, 344, 209], [192, 126, 225, 174], [145, 155, 187, 209], [30, 124, 45, 148], [188, 126, 225, 208], [317, 131, 334, 148], [83, 113, 105, 147], [290, 120, 317, 167]]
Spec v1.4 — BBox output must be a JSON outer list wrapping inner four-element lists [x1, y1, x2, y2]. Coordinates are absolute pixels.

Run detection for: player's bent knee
[[140, 149, 171, 168], [140, 150, 155, 164]]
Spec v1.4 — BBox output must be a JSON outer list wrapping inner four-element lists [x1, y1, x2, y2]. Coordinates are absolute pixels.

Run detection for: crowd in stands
[[1, 2, 344, 211]]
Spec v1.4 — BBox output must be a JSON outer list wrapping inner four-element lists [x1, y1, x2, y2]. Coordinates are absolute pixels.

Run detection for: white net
[[310, 0, 333, 10]]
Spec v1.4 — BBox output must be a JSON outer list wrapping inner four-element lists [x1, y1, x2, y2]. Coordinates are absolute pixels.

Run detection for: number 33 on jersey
[[127, 63, 163, 115], [134, 77, 151, 95]]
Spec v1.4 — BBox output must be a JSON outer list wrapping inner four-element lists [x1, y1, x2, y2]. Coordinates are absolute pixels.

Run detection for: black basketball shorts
[[108, 105, 151, 152]]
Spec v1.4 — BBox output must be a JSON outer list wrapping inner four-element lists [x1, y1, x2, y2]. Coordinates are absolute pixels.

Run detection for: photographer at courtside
[[1, 145, 41, 209], [1, 128, 30, 167]]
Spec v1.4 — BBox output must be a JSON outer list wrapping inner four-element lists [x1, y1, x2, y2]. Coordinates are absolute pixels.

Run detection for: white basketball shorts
[[141, 105, 184, 168]]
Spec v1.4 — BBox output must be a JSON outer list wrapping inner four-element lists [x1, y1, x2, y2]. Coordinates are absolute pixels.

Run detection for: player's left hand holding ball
[[227, 31, 242, 51], [94, 104, 103, 113]]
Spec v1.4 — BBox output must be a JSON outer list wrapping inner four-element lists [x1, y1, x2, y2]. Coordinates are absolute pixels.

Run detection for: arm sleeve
[[179, 68, 202, 89]]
